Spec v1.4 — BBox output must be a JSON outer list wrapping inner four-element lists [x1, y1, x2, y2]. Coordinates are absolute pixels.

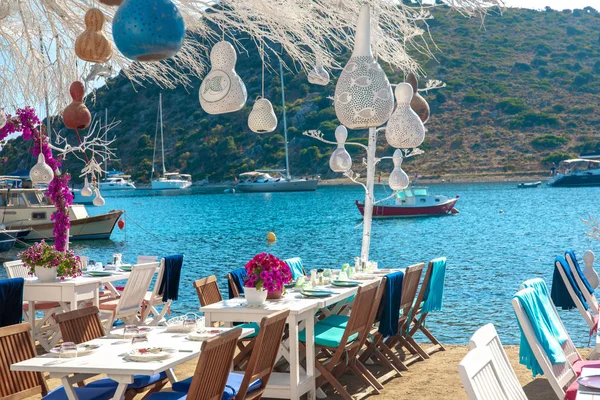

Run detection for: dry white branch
[[582, 214, 600, 241]]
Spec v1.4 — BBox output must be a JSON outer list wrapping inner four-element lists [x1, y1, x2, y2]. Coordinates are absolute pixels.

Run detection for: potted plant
[[244, 252, 292, 305], [19, 240, 82, 282]]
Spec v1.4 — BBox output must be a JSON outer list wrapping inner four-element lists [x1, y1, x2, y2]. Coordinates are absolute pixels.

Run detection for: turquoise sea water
[[2, 182, 599, 346]]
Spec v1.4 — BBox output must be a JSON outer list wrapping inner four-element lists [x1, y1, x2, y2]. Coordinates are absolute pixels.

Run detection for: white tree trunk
[[360, 127, 378, 263]]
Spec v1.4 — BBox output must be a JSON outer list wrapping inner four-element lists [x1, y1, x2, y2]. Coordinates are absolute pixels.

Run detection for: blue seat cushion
[[86, 371, 167, 390], [319, 314, 349, 329], [172, 372, 261, 398], [299, 321, 357, 348], [171, 376, 193, 393], [238, 322, 260, 338], [146, 392, 187, 400], [43, 386, 115, 400]]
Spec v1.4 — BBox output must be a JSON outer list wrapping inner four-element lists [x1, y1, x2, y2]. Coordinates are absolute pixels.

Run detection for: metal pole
[[279, 61, 291, 180], [104, 109, 108, 176], [360, 127, 378, 263]]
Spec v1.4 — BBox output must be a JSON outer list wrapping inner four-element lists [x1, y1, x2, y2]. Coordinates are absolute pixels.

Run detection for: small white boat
[[517, 181, 542, 188], [237, 172, 318, 193], [99, 175, 136, 191]]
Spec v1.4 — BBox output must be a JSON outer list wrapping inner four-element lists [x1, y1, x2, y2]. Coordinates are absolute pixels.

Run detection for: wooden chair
[[0, 322, 114, 400], [148, 328, 242, 400], [458, 346, 513, 400], [227, 270, 245, 299], [194, 275, 256, 369], [99, 262, 157, 329], [468, 324, 527, 400], [3, 260, 65, 350], [512, 288, 578, 399], [138, 255, 158, 264], [55, 306, 169, 399], [407, 258, 447, 357], [300, 280, 384, 399]]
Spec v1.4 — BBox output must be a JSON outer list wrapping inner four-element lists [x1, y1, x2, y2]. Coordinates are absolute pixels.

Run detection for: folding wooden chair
[[141, 258, 177, 325], [55, 306, 169, 399], [0, 322, 115, 400], [138, 255, 159, 264], [407, 258, 447, 357], [99, 262, 157, 329], [512, 288, 578, 399], [3, 260, 66, 350], [227, 269, 245, 299], [458, 346, 513, 400], [299, 280, 384, 400], [468, 324, 527, 400], [194, 276, 257, 369], [147, 328, 243, 400]]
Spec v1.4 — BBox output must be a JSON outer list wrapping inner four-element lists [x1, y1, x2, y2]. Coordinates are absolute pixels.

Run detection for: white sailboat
[[151, 94, 193, 190], [98, 109, 136, 191], [237, 62, 318, 193]]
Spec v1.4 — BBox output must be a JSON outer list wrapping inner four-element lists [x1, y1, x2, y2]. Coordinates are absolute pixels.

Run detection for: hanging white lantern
[[29, 154, 54, 185], [389, 150, 410, 191], [406, 73, 430, 123], [385, 83, 425, 149], [81, 177, 93, 197], [199, 41, 247, 115], [308, 65, 330, 86], [248, 98, 277, 133], [334, 4, 394, 129], [93, 188, 105, 206], [329, 126, 352, 172], [0, 109, 6, 130]]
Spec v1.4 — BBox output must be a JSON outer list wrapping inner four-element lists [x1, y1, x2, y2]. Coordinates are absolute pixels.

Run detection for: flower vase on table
[[244, 252, 293, 305], [19, 240, 82, 281]]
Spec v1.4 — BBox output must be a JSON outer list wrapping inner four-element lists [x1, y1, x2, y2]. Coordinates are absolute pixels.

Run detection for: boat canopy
[[558, 159, 600, 168], [396, 187, 429, 199], [239, 171, 273, 178]]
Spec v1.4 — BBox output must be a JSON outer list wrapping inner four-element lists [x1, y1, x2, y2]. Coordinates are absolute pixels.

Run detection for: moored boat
[[0, 229, 30, 252], [237, 172, 318, 193], [547, 158, 600, 187], [517, 181, 542, 188], [99, 174, 136, 191], [356, 187, 459, 218]]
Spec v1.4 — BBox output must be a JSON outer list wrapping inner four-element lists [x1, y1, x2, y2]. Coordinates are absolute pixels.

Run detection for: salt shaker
[[310, 269, 317, 287]]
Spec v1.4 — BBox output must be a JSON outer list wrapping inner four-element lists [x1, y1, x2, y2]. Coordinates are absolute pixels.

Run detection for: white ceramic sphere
[[29, 154, 54, 185], [329, 148, 352, 172], [81, 177, 93, 197], [248, 98, 277, 133], [93, 188, 105, 206]]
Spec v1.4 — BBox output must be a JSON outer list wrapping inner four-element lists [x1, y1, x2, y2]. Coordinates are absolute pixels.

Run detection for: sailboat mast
[[104, 108, 108, 176], [279, 61, 291, 180], [151, 98, 159, 179], [159, 93, 166, 177]]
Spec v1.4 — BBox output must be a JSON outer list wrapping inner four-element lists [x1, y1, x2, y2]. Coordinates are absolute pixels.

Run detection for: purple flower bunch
[[19, 240, 81, 279], [244, 252, 292, 293], [47, 173, 73, 251]]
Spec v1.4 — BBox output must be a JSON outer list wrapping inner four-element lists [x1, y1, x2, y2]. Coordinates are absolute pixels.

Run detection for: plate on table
[[49, 344, 100, 357], [300, 289, 335, 298], [578, 376, 600, 390], [119, 265, 132, 272], [187, 329, 227, 341], [284, 283, 295, 289], [330, 280, 361, 287], [126, 347, 175, 362], [87, 270, 113, 277]]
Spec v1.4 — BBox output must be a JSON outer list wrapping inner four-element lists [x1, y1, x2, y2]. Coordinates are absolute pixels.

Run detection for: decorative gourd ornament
[[199, 41, 247, 114], [63, 81, 91, 130], [0, 109, 6, 130], [388, 149, 409, 191], [385, 83, 425, 149], [329, 125, 352, 172], [406, 73, 430, 123], [75, 8, 113, 63], [29, 154, 54, 185], [308, 65, 330, 86], [113, 0, 185, 61], [93, 188, 105, 206], [334, 4, 393, 129], [98, 0, 123, 5], [81, 177, 93, 197], [248, 98, 277, 133]]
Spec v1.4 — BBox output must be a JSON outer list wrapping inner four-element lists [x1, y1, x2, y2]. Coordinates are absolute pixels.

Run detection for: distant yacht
[[99, 173, 136, 191], [151, 93, 192, 190], [547, 158, 600, 187]]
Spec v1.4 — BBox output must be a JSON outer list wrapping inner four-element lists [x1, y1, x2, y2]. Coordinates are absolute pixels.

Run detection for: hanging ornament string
[[261, 41, 265, 99]]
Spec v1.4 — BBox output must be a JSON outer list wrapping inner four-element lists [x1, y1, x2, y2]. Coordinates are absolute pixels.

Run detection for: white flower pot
[[36, 266, 58, 282], [245, 287, 267, 306]]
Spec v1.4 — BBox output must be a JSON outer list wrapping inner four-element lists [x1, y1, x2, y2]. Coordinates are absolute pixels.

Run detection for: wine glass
[[59, 342, 78, 358], [183, 316, 197, 332], [131, 333, 149, 352]]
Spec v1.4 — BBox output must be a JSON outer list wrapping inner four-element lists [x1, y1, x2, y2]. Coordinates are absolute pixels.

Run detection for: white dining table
[[576, 367, 600, 399], [11, 326, 254, 400], [200, 280, 377, 400]]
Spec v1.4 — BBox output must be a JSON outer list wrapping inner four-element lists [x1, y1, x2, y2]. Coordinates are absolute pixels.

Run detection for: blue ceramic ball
[[113, 0, 185, 61]]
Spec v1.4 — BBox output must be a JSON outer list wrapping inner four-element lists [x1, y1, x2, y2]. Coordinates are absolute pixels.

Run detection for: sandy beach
[[28, 344, 569, 399]]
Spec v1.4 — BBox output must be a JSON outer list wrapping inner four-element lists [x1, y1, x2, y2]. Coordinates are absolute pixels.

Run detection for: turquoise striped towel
[[422, 257, 447, 314], [285, 257, 305, 280]]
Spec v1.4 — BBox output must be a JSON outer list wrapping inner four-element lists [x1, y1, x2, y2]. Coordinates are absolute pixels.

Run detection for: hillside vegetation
[[2, 6, 600, 183]]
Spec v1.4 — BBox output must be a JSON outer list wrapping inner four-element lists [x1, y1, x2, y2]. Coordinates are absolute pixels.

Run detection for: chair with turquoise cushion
[[194, 276, 257, 369], [148, 327, 242, 400], [0, 322, 116, 400], [299, 280, 385, 399]]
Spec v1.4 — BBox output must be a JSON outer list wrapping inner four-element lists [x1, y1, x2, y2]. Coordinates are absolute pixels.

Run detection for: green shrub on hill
[[531, 135, 569, 150]]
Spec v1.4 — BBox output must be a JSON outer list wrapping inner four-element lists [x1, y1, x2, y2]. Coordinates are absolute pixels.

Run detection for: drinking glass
[[60, 342, 78, 358], [348, 267, 356, 279], [131, 333, 149, 351], [338, 271, 348, 281], [323, 268, 331, 278], [183, 316, 197, 332]]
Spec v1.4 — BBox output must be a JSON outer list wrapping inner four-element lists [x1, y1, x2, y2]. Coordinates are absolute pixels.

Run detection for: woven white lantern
[[248, 98, 277, 133], [308, 65, 330, 86], [385, 83, 425, 149], [329, 125, 352, 172], [81, 176, 93, 197], [388, 150, 409, 191], [199, 41, 247, 115], [0, 109, 6, 130], [93, 188, 105, 206], [406, 73, 430, 123], [334, 4, 394, 129], [29, 154, 54, 185]]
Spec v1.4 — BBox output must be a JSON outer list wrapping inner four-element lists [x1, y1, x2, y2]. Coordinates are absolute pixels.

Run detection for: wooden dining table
[[200, 279, 379, 400], [11, 325, 254, 400]]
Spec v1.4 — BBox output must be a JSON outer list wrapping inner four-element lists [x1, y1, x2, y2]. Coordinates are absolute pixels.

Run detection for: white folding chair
[[458, 346, 512, 400], [565, 252, 599, 316], [468, 324, 527, 400], [512, 290, 578, 399], [3, 260, 67, 350], [137, 255, 158, 264], [141, 258, 172, 325], [555, 257, 597, 331], [99, 262, 158, 329]]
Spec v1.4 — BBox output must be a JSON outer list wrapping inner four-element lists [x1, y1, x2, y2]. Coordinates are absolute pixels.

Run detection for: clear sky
[[503, 0, 598, 10]]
